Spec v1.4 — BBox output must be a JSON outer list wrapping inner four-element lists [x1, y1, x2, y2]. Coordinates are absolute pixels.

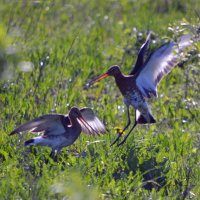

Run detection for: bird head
[[69, 107, 82, 118], [107, 65, 121, 76], [89, 65, 121, 85]]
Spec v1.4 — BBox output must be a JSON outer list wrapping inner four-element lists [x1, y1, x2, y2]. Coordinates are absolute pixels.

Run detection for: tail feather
[[136, 110, 156, 124], [10, 130, 18, 136], [24, 136, 46, 147], [24, 139, 35, 146]]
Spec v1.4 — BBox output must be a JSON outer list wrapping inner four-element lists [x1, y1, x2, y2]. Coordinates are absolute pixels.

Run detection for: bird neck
[[69, 115, 82, 131], [113, 72, 125, 92], [113, 70, 124, 80], [114, 73, 134, 96]]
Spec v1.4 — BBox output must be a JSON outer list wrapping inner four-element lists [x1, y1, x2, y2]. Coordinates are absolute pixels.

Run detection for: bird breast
[[115, 76, 135, 96]]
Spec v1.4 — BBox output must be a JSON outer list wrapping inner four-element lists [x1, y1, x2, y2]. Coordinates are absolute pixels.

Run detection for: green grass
[[0, 0, 200, 199]]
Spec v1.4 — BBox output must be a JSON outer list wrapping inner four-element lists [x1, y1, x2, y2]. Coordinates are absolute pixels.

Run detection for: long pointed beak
[[89, 73, 109, 85], [78, 117, 99, 135]]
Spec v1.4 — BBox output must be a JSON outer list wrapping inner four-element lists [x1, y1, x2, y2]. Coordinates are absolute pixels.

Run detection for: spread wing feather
[[136, 34, 193, 98], [78, 108, 106, 135], [130, 32, 151, 75], [10, 114, 70, 136]]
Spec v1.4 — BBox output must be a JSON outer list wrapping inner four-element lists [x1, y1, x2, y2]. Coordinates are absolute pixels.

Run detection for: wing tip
[[9, 130, 17, 136], [146, 31, 152, 41], [99, 127, 107, 135]]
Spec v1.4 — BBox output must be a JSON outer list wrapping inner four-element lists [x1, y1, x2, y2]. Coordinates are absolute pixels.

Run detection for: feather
[[78, 108, 106, 135], [130, 32, 151, 75], [10, 114, 69, 136], [136, 34, 193, 98]]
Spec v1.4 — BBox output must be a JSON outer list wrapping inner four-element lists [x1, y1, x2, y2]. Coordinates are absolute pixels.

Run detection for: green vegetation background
[[0, 0, 199, 199]]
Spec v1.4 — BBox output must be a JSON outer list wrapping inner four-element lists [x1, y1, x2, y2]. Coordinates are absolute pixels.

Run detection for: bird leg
[[110, 106, 131, 146], [110, 130, 123, 146], [50, 150, 55, 158], [121, 106, 131, 133], [117, 121, 137, 146], [50, 149, 59, 162]]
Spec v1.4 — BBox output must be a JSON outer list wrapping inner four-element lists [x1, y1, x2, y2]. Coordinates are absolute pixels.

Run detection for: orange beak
[[89, 73, 109, 85]]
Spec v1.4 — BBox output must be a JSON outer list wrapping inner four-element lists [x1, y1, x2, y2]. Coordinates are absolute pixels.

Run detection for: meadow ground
[[0, 0, 200, 199]]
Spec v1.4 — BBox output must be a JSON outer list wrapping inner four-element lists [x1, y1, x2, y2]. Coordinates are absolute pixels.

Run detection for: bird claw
[[111, 124, 136, 146]]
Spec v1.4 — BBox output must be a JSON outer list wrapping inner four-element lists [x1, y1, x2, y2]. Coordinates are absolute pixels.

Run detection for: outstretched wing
[[130, 32, 151, 75], [136, 34, 193, 98], [10, 114, 70, 136], [78, 108, 106, 135]]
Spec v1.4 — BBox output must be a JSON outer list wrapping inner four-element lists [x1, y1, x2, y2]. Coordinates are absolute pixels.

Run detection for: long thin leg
[[50, 150, 56, 158], [117, 110, 137, 146], [50, 149, 60, 162], [121, 106, 131, 133], [117, 122, 137, 146], [110, 130, 123, 147], [110, 106, 131, 146]]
